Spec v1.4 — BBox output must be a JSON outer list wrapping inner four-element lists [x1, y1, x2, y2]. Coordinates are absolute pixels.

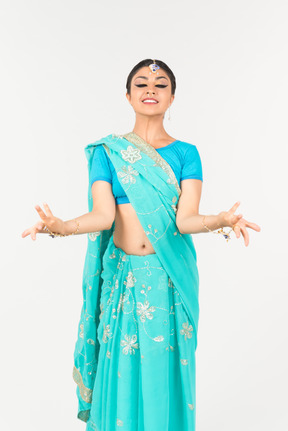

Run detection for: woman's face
[[126, 66, 174, 117]]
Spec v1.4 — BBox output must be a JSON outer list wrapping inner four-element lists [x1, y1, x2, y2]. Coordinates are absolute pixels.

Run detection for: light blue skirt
[[86, 234, 196, 431]]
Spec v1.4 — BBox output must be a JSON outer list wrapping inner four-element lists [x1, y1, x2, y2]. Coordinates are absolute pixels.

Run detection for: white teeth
[[143, 100, 157, 103]]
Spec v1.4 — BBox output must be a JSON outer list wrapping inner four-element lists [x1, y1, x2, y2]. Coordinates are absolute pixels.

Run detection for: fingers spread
[[234, 225, 241, 238], [230, 201, 241, 214], [35, 205, 48, 221], [31, 228, 36, 241], [248, 222, 261, 232], [241, 226, 249, 247], [22, 227, 33, 238], [43, 202, 53, 217], [242, 219, 261, 232]]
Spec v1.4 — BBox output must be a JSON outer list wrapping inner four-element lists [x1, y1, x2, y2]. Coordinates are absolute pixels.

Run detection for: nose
[[147, 89, 155, 95]]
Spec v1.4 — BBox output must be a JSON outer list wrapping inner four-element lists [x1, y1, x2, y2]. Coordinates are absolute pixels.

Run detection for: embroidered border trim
[[117, 132, 182, 196], [72, 365, 93, 404]]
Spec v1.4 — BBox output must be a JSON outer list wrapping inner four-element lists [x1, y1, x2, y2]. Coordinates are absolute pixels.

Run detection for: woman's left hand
[[219, 201, 261, 247]]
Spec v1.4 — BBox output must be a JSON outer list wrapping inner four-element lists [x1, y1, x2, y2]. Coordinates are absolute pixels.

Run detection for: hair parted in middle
[[126, 59, 176, 96]]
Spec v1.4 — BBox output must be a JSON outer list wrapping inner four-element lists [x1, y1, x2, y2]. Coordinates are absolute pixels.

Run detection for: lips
[[142, 98, 158, 103]]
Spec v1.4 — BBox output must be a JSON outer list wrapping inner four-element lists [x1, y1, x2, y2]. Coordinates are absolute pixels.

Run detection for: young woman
[[22, 59, 261, 431]]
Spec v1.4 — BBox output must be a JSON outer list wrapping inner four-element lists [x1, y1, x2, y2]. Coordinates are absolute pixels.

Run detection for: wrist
[[63, 220, 73, 235], [63, 219, 79, 235], [217, 212, 226, 229]]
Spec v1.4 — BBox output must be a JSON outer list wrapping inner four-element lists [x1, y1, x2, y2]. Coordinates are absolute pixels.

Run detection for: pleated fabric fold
[[86, 235, 196, 431], [73, 132, 200, 430]]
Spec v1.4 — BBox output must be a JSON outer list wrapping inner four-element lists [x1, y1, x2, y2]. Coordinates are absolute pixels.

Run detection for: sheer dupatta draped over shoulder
[[72, 132, 200, 423]]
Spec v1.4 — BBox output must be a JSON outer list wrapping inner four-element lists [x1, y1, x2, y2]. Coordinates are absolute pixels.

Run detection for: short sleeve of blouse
[[181, 144, 203, 182], [90, 145, 112, 187]]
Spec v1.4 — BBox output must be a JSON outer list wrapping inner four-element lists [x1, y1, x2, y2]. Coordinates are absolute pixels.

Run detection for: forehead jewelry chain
[[148, 59, 170, 119], [149, 59, 160, 73]]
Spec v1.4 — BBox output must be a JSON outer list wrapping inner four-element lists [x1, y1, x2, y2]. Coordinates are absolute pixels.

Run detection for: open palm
[[219, 201, 261, 247], [22, 203, 65, 240]]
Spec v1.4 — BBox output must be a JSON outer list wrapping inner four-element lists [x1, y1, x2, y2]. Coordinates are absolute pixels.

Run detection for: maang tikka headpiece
[[148, 59, 171, 120], [149, 59, 160, 73]]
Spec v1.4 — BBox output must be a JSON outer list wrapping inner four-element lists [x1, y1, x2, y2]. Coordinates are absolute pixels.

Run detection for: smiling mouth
[[142, 100, 159, 104]]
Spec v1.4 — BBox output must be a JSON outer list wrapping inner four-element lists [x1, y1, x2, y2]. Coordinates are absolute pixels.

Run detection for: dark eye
[[135, 84, 168, 88]]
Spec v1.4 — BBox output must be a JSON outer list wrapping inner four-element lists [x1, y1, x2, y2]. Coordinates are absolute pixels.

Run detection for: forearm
[[177, 213, 224, 234], [63, 211, 113, 235]]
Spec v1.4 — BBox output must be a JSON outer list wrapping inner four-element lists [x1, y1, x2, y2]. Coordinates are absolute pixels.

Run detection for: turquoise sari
[[73, 132, 200, 429]]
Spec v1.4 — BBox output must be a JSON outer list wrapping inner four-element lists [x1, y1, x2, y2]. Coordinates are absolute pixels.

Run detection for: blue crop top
[[90, 140, 203, 204]]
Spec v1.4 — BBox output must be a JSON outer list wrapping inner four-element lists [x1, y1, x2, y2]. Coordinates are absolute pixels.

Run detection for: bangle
[[43, 219, 80, 238], [202, 215, 233, 242]]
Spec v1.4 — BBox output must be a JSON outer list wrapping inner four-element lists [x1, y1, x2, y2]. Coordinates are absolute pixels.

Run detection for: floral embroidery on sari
[[120, 334, 139, 355], [102, 323, 113, 343], [180, 321, 194, 340], [153, 335, 165, 342], [120, 145, 142, 163], [136, 300, 156, 322], [117, 165, 139, 184], [124, 271, 136, 287], [88, 231, 101, 241], [121, 132, 181, 195], [73, 132, 199, 424]]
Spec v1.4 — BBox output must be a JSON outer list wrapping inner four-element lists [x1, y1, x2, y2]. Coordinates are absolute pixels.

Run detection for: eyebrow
[[134, 75, 168, 81]]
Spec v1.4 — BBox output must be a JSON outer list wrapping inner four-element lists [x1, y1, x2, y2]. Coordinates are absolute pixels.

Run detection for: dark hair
[[126, 59, 176, 96]]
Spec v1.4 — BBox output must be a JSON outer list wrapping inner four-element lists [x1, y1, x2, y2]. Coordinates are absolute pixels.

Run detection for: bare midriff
[[113, 203, 156, 255]]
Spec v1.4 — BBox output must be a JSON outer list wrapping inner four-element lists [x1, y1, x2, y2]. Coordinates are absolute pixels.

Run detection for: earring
[[168, 105, 171, 121]]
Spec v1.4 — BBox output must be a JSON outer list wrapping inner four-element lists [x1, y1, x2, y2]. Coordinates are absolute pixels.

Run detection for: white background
[[1, 1, 287, 430]]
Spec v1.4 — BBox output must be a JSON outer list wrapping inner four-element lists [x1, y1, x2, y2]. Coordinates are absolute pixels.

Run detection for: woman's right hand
[[21, 203, 66, 240], [218, 201, 261, 247]]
